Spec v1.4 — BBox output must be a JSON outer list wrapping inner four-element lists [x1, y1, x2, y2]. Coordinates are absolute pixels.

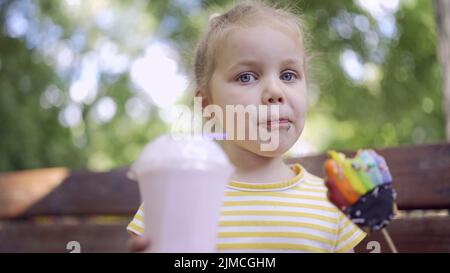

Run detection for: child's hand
[[127, 236, 151, 253]]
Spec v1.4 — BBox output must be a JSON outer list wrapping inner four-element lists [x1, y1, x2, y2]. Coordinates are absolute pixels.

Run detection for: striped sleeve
[[334, 211, 366, 253], [127, 204, 145, 236]]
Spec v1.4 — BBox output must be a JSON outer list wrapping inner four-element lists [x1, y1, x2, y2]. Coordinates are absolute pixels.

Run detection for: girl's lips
[[265, 119, 291, 128]]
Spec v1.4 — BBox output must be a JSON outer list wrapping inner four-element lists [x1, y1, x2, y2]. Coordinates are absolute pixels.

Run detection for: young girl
[[127, 0, 366, 253]]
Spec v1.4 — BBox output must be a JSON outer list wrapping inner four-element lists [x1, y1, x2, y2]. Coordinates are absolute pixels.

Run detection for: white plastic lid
[[127, 134, 234, 181]]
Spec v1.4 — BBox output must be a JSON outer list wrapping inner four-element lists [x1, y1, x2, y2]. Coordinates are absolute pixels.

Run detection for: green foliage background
[[0, 0, 445, 172]]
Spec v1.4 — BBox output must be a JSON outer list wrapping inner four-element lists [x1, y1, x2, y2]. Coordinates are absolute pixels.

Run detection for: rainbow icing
[[324, 149, 393, 208]]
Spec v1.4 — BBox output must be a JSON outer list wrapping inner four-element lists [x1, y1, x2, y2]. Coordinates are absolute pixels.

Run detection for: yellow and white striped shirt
[[127, 164, 366, 253]]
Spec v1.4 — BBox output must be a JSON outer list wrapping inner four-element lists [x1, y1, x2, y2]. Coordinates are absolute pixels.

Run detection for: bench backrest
[[0, 143, 449, 252]]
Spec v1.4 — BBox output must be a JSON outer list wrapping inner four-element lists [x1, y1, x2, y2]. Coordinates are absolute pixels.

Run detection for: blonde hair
[[193, 0, 309, 94]]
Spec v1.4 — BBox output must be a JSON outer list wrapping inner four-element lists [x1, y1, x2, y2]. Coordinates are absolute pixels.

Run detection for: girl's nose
[[267, 96, 284, 104], [262, 79, 286, 105]]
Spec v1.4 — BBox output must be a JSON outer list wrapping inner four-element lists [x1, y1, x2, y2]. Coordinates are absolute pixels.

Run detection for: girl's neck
[[219, 141, 296, 183]]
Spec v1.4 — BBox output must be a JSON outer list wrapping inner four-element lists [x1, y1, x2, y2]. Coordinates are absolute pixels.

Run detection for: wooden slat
[[0, 168, 70, 218], [0, 220, 130, 253], [0, 217, 448, 253], [0, 143, 448, 218], [355, 216, 450, 253], [286, 142, 450, 210], [0, 167, 140, 219]]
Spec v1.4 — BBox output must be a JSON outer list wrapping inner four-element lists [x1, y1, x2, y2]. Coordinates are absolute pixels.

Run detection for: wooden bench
[[0, 143, 449, 253]]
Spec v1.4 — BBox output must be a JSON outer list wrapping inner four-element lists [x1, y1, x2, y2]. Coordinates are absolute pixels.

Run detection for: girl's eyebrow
[[227, 59, 260, 72], [227, 57, 302, 72], [280, 58, 302, 67]]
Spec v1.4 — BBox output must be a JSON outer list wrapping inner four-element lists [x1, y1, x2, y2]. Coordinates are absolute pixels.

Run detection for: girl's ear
[[195, 88, 212, 109]]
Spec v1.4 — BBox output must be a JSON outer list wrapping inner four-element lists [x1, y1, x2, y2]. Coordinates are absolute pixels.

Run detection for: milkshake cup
[[128, 134, 234, 252]]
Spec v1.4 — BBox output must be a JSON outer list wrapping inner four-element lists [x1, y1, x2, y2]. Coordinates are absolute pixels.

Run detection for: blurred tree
[[0, 0, 168, 172], [433, 0, 450, 141], [0, 2, 85, 171], [0, 0, 445, 172], [298, 0, 444, 151]]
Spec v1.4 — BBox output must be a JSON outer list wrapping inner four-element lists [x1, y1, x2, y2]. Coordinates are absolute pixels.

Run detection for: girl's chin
[[237, 139, 294, 157]]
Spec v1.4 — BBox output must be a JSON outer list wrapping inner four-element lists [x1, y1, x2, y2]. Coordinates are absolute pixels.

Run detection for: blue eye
[[281, 72, 296, 81], [238, 73, 256, 83]]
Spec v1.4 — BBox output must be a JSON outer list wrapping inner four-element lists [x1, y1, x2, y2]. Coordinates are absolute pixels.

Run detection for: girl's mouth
[[264, 118, 291, 129]]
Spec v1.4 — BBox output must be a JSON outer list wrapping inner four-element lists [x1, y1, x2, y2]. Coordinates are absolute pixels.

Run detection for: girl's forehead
[[216, 25, 304, 68], [225, 24, 302, 47]]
